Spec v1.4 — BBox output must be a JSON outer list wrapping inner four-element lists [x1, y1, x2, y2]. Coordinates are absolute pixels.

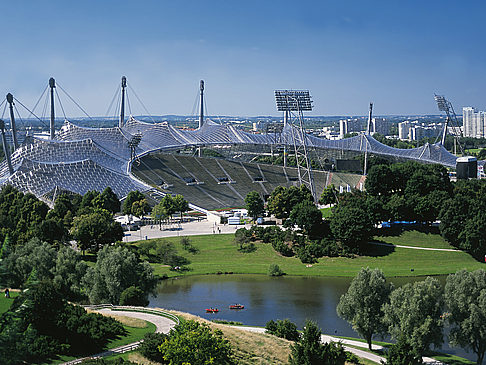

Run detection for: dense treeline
[[0, 281, 124, 364], [338, 267, 486, 365]]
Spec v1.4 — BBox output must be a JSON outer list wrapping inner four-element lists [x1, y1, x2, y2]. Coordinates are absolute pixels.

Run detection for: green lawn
[[0, 291, 19, 315], [137, 232, 485, 279], [374, 230, 454, 249], [47, 321, 156, 364], [320, 207, 333, 219]]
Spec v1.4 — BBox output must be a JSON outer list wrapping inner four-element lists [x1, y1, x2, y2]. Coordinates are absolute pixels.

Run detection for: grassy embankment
[[0, 290, 19, 315], [130, 230, 485, 278]]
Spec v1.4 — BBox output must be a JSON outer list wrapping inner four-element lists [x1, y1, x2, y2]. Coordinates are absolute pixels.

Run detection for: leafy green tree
[[82, 245, 157, 304], [122, 190, 146, 215], [267, 185, 313, 220], [38, 217, 65, 244], [319, 184, 337, 206], [138, 332, 167, 362], [265, 319, 300, 341], [287, 201, 322, 237], [151, 201, 167, 227], [329, 193, 374, 250], [52, 246, 88, 301], [444, 269, 486, 365], [173, 194, 189, 222], [80, 190, 101, 210], [289, 320, 346, 365], [268, 263, 284, 277], [119, 286, 149, 306], [245, 191, 265, 220], [383, 276, 444, 356], [158, 320, 235, 365], [2, 238, 56, 288], [92, 187, 120, 214], [70, 209, 123, 253], [384, 337, 423, 365], [131, 198, 151, 217], [337, 267, 393, 350]]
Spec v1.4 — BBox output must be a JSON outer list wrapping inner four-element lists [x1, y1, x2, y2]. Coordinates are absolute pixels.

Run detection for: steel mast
[[0, 119, 13, 175], [6, 93, 18, 149], [119, 76, 127, 128], [49, 77, 55, 139]]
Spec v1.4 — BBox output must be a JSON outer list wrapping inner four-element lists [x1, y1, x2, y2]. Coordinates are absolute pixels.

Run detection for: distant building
[[463, 107, 486, 138], [370, 118, 389, 136], [339, 119, 362, 139], [398, 120, 441, 141], [398, 121, 411, 140]]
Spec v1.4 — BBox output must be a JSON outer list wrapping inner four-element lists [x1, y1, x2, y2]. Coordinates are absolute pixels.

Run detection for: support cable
[[105, 86, 119, 118], [31, 85, 48, 117], [1, 102, 6, 119], [127, 84, 156, 123], [13, 98, 49, 128], [55, 89, 67, 121], [57, 83, 93, 120], [125, 89, 132, 116]]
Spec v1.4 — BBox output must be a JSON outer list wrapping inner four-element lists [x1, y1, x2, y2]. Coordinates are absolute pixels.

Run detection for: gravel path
[[370, 241, 461, 252], [96, 308, 176, 333]]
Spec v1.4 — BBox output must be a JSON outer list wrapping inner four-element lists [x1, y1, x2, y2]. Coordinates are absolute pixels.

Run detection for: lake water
[[149, 274, 473, 361]]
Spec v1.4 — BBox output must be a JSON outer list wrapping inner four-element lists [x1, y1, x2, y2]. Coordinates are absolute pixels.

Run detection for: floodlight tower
[[128, 132, 142, 161], [199, 80, 204, 129], [119, 76, 127, 128], [49, 77, 56, 139], [366, 102, 373, 135], [275, 90, 316, 201], [6, 93, 18, 149], [0, 119, 13, 175], [434, 94, 464, 155]]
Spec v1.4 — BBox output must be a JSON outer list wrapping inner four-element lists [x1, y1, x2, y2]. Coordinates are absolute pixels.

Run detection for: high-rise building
[[371, 118, 389, 136], [339, 119, 362, 139], [398, 121, 411, 140], [463, 107, 486, 138]]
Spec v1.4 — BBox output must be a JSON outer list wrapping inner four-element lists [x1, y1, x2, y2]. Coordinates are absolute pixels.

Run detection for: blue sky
[[1, 0, 485, 117]]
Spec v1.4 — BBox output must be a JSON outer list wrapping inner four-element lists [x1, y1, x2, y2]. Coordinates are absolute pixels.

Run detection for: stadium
[[0, 78, 462, 211]]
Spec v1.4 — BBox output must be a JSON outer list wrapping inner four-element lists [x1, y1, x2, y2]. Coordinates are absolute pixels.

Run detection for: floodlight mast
[[363, 102, 373, 176], [119, 76, 127, 128], [199, 80, 204, 129], [275, 90, 316, 202], [434, 94, 464, 155], [6, 93, 18, 149], [49, 77, 55, 139]]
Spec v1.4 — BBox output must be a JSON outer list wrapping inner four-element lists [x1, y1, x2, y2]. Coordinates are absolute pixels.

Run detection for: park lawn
[[47, 321, 156, 365], [374, 230, 454, 249], [140, 233, 485, 279], [0, 291, 19, 315], [320, 207, 333, 219]]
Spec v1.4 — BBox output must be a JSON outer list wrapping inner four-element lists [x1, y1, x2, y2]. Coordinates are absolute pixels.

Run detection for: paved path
[[370, 241, 461, 252], [237, 326, 443, 364], [123, 220, 253, 242], [60, 307, 178, 365]]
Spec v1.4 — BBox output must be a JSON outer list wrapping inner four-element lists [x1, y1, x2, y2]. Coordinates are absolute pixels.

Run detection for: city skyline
[[1, 0, 485, 117]]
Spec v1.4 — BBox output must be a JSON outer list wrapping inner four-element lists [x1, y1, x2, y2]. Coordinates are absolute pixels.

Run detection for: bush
[[268, 264, 285, 277], [138, 332, 167, 362], [272, 239, 294, 257], [384, 338, 423, 365], [261, 226, 285, 243], [296, 245, 318, 264], [119, 286, 149, 306], [158, 320, 235, 364], [265, 319, 300, 341], [180, 236, 199, 254]]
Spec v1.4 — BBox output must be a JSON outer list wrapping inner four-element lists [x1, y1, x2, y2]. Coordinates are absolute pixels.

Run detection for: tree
[[245, 191, 265, 221], [383, 276, 444, 356], [138, 332, 167, 362], [337, 267, 393, 350], [52, 246, 88, 301], [131, 199, 151, 217], [287, 201, 322, 237], [319, 184, 337, 206], [82, 245, 157, 304], [119, 286, 149, 306], [444, 269, 486, 365], [329, 193, 374, 250], [265, 319, 300, 341], [122, 190, 146, 215], [267, 185, 313, 220], [158, 320, 235, 365], [289, 320, 346, 365], [92, 187, 120, 214], [173, 194, 189, 222], [384, 337, 423, 365], [70, 209, 123, 253]]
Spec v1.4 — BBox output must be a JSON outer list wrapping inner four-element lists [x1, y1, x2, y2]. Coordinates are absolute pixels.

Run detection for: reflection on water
[[149, 274, 471, 361]]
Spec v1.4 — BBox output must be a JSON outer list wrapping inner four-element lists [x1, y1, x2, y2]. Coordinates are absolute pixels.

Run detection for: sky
[[1, 0, 485, 117]]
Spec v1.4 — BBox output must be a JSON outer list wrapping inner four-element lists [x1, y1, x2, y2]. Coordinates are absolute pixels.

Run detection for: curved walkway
[[370, 241, 461, 252], [61, 306, 178, 365]]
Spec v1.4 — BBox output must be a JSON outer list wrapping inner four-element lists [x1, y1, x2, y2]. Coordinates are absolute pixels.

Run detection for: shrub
[[180, 236, 199, 254], [268, 264, 285, 277], [272, 239, 294, 257], [296, 245, 318, 264], [138, 332, 167, 362], [119, 286, 149, 306], [384, 338, 423, 365], [265, 319, 300, 341]]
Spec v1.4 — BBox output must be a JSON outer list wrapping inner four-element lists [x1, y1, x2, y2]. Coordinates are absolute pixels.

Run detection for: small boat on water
[[206, 308, 219, 313], [229, 304, 244, 309]]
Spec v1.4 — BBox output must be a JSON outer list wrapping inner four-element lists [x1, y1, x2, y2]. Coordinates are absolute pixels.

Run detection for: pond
[[149, 274, 473, 361]]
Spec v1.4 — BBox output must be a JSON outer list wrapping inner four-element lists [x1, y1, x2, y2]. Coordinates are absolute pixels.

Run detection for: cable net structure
[[0, 116, 459, 204]]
